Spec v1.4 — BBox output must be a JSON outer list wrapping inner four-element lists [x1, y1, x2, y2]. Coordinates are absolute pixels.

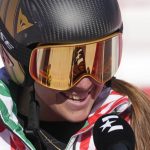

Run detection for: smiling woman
[[0, 1, 150, 150]]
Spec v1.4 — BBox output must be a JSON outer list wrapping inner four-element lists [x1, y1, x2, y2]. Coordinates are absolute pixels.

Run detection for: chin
[[63, 110, 90, 123]]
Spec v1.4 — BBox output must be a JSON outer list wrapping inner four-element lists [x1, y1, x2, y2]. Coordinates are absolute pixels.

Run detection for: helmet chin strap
[[24, 84, 42, 149], [27, 85, 39, 129]]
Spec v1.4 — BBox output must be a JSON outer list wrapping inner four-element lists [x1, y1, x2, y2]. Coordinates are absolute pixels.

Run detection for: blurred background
[[116, 0, 150, 94], [0, 0, 150, 93]]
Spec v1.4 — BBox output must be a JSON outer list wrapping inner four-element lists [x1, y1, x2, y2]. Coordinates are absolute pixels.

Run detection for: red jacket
[[0, 80, 131, 150]]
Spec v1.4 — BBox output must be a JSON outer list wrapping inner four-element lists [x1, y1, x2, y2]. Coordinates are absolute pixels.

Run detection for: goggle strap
[[0, 18, 31, 66]]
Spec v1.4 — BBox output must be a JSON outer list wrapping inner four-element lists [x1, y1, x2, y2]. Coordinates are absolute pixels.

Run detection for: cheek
[[35, 82, 58, 105]]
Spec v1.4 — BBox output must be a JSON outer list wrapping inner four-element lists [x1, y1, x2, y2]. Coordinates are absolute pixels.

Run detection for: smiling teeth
[[68, 95, 81, 101], [62, 91, 91, 101]]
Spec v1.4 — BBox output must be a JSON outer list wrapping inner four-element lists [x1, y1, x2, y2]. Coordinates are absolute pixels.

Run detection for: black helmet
[[0, 0, 123, 86]]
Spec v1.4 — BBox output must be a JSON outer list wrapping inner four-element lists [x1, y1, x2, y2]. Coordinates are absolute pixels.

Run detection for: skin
[[34, 77, 104, 122]]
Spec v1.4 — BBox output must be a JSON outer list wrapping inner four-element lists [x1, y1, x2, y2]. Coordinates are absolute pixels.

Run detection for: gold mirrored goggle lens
[[29, 33, 122, 90]]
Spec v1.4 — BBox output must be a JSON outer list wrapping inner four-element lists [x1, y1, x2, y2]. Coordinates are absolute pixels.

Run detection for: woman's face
[[35, 78, 104, 122]]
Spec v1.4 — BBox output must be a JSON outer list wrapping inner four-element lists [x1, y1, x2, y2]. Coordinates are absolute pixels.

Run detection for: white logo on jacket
[[100, 115, 123, 133]]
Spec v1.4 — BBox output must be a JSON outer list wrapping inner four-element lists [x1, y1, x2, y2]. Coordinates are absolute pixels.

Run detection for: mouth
[[61, 93, 86, 101], [61, 86, 94, 101]]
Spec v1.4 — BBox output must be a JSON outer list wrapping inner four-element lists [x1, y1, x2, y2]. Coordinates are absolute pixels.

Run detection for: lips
[[61, 86, 94, 101], [61, 93, 87, 101]]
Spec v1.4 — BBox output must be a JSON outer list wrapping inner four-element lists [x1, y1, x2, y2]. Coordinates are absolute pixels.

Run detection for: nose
[[75, 77, 93, 89], [64, 78, 93, 94], [71, 77, 102, 92]]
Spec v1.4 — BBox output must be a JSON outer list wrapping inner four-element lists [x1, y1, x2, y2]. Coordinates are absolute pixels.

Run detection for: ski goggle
[[29, 33, 122, 90]]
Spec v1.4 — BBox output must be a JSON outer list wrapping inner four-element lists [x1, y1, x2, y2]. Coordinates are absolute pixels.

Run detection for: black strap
[[0, 18, 31, 66], [27, 90, 40, 129], [105, 76, 116, 87], [24, 88, 42, 149]]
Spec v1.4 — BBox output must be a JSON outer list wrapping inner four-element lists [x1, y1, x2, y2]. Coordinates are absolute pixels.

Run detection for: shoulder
[[0, 79, 11, 97], [0, 67, 10, 84], [0, 68, 14, 99], [91, 88, 131, 116]]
